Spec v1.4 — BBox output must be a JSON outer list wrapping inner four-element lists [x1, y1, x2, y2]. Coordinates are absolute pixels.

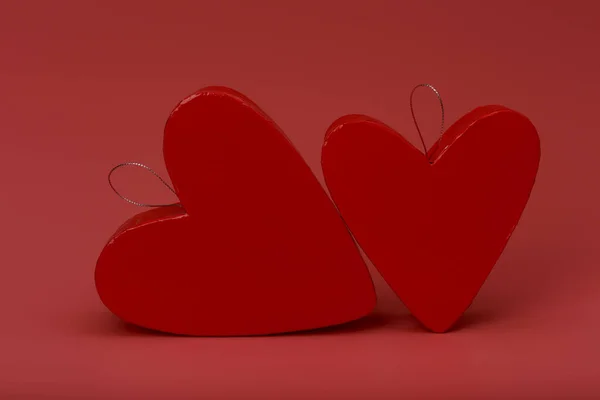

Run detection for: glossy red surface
[[95, 87, 376, 336], [321, 106, 540, 332]]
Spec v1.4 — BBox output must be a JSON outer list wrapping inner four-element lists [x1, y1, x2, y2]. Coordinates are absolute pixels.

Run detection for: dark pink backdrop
[[1, 0, 599, 398]]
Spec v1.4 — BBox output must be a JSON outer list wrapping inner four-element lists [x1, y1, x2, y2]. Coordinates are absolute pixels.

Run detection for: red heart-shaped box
[[95, 87, 376, 336], [321, 106, 540, 332]]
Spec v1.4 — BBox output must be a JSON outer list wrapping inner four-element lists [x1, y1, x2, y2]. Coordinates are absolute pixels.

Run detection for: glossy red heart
[[321, 106, 540, 332], [95, 87, 376, 336]]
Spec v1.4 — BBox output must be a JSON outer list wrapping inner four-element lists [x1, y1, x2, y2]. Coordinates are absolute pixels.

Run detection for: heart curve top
[[321, 106, 541, 332], [95, 87, 376, 336]]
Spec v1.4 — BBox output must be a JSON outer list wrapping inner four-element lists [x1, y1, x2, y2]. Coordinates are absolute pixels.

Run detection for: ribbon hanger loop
[[108, 162, 180, 208], [409, 83, 445, 163]]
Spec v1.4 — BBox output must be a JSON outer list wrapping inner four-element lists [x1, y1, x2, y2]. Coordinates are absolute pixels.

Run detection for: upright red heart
[[321, 106, 540, 332], [95, 87, 376, 336]]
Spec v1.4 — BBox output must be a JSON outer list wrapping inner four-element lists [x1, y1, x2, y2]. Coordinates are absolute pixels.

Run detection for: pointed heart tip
[[424, 320, 465, 334], [420, 320, 455, 334]]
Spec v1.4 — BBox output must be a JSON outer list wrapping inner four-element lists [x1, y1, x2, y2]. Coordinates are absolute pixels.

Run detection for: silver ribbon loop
[[108, 162, 180, 207], [409, 83, 445, 162]]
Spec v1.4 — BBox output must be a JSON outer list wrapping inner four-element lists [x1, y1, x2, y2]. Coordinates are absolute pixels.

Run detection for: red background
[[1, 0, 599, 398]]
